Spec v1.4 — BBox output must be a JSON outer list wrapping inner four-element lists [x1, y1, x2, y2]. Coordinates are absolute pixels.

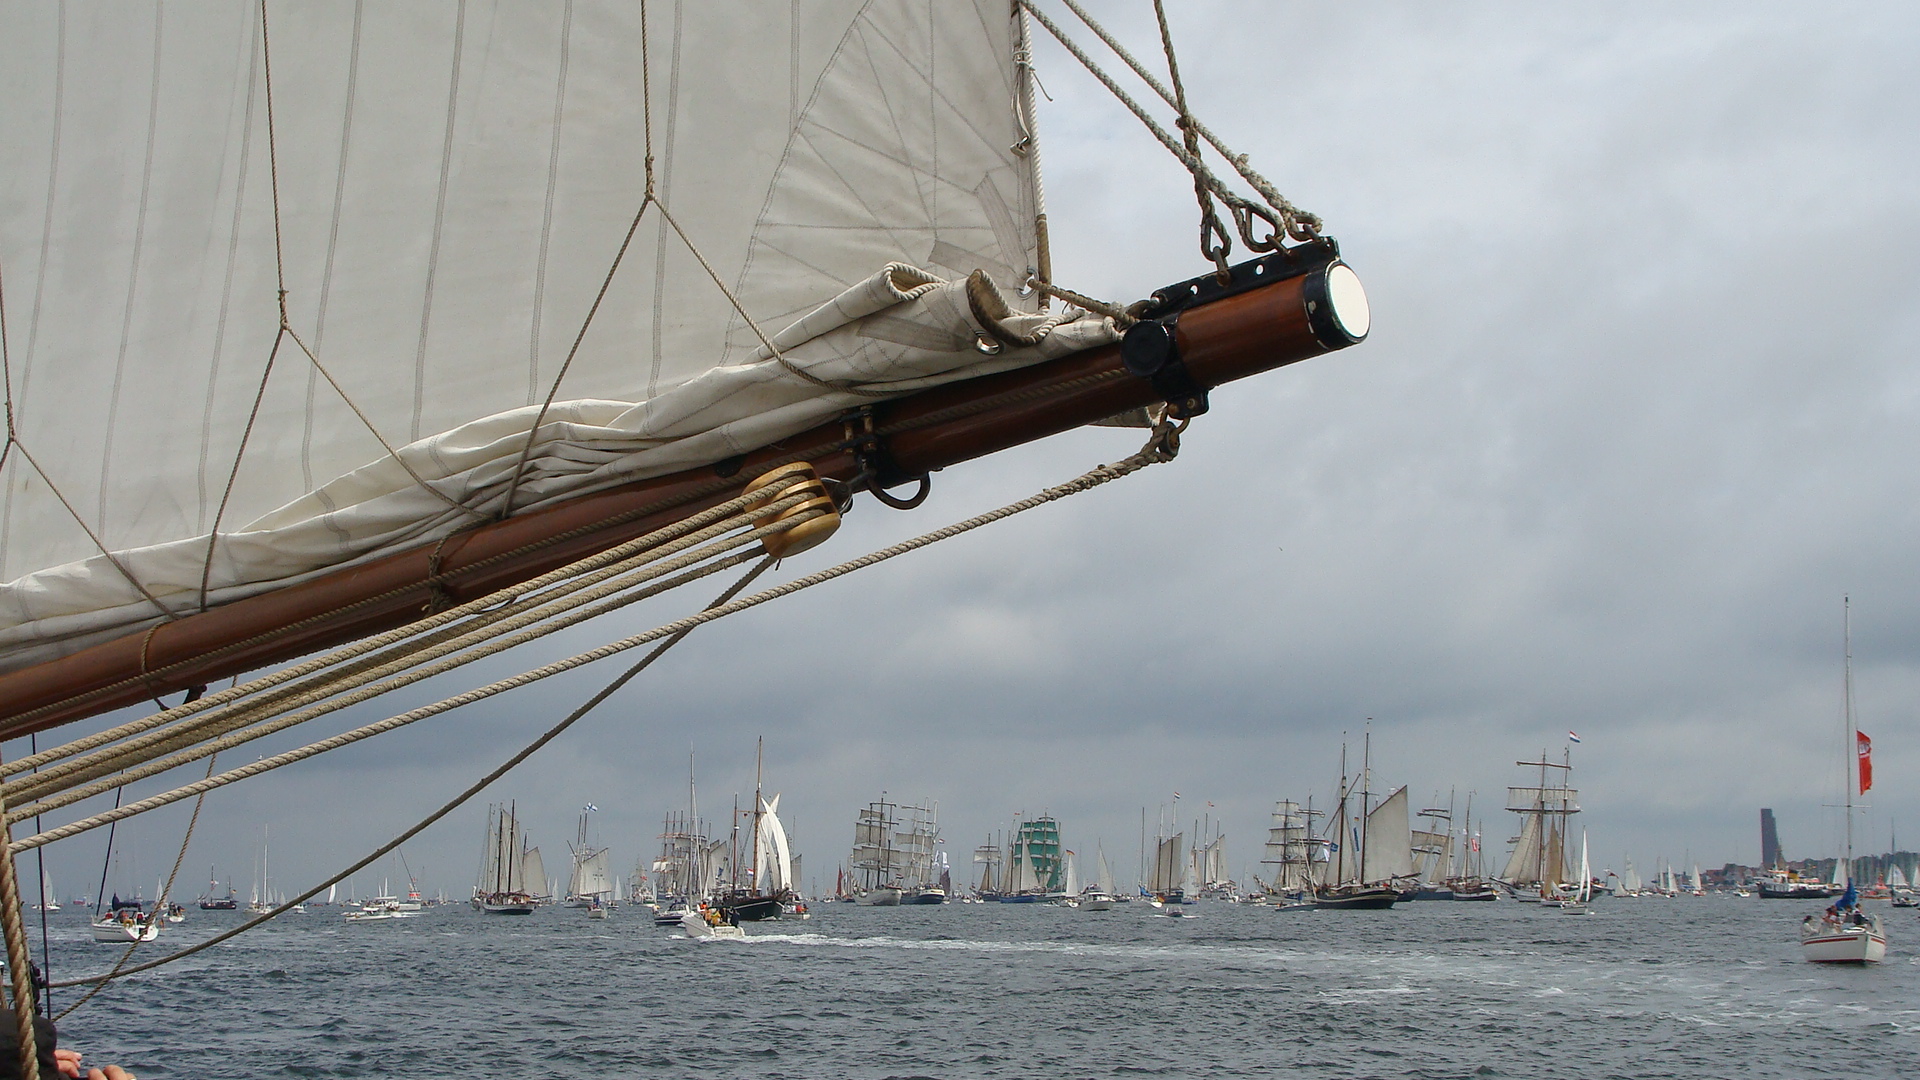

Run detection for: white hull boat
[[90, 916, 160, 943], [857, 886, 902, 907], [1801, 916, 1886, 964], [680, 912, 746, 939]]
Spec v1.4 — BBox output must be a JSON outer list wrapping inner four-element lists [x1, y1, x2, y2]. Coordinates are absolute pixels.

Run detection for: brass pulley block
[[743, 463, 840, 559]]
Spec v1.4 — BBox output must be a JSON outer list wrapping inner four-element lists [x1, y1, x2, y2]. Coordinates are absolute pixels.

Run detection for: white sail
[[576, 851, 612, 899], [754, 794, 793, 895], [1891, 865, 1908, 888], [1501, 804, 1544, 883], [1095, 845, 1116, 895], [521, 846, 547, 900], [1061, 851, 1080, 897], [0, 1, 1117, 670], [1361, 786, 1414, 884]]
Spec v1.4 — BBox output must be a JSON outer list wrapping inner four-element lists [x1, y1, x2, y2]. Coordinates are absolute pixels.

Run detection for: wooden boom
[[0, 243, 1366, 736]]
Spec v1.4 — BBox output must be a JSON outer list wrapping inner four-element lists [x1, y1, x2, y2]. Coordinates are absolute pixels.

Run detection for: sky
[[11, 2, 1920, 903]]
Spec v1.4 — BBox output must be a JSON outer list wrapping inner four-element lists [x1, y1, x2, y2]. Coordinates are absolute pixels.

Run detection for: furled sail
[[0, 1, 1113, 670]]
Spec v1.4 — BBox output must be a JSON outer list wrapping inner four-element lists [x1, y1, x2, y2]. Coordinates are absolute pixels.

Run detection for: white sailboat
[[1557, 831, 1594, 914], [565, 805, 614, 909], [1800, 598, 1886, 963], [1080, 844, 1116, 910]]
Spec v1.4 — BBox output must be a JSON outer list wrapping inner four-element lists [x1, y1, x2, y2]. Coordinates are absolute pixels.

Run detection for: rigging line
[[529, 0, 576, 406], [653, 201, 892, 399], [46, 556, 779, 992], [1152, 0, 1230, 275], [282, 327, 486, 522], [10, 442, 177, 623], [6, 496, 818, 808], [50, 750, 218, 1024], [0, 777, 40, 1080], [1019, 1, 1315, 251], [2, 473, 812, 770], [1053, 0, 1320, 241], [29, 735, 48, 1019], [5, 524, 791, 822], [17, 423, 1180, 850], [197, 330, 284, 612], [304, 0, 366, 491], [257, 0, 287, 307], [412, 0, 470, 442], [499, 192, 656, 521]]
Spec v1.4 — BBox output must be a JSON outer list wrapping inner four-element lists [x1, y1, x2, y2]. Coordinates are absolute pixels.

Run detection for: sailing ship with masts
[[1260, 799, 1322, 908], [196, 868, 238, 911], [895, 801, 948, 904], [971, 835, 1004, 903], [1002, 815, 1065, 903], [0, 1, 1368, 1065], [473, 802, 543, 915], [713, 740, 801, 921], [563, 805, 614, 910], [1314, 733, 1402, 909], [1500, 747, 1580, 902], [850, 797, 903, 905]]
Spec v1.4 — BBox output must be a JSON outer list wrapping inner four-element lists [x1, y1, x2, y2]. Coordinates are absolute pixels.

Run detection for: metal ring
[[868, 474, 931, 511]]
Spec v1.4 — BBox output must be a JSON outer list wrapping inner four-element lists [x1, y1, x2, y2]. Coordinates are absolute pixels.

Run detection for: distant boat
[[197, 867, 238, 910], [90, 906, 160, 943], [473, 802, 539, 915], [850, 797, 904, 905], [1314, 734, 1400, 910], [1800, 599, 1885, 964], [1554, 831, 1594, 914]]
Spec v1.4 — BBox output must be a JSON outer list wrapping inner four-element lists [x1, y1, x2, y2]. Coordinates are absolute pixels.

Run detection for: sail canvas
[[0, 1, 1116, 670]]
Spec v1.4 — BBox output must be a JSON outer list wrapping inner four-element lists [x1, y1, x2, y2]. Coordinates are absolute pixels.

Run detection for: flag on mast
[[1567, 732, 1582, 743], [1857, 731, 1872, 794]]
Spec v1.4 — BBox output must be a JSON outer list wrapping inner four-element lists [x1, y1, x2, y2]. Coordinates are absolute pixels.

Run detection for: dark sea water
[[28, 896, 1919, 1079]]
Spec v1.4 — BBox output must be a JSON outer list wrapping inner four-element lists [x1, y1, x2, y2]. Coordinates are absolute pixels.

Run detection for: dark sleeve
[[0, 1016, 62, 1080]]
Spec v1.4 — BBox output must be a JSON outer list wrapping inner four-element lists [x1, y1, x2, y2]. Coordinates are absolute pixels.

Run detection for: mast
[[1359, 726, 1373, 885], [1844, 596, 1856, 890], [753, 737, 765, 893], [1332, 738, 1348, 887]]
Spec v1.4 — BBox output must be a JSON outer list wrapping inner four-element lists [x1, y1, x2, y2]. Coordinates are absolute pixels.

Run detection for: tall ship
[[1260, 800, 1321, 903], [0, 1, 1366, 1065], [971, 836, 1004, 902], [1407, 794, 1456, 900], [473, 802, 542, 915], [715, 740, 800, 921], [850, 798, 903, 906], [1002, 816, 1064, 902], [895, 801, 948, 904], [563, 806, 614, 909], [1500, 747, 1580, 901], [1315, 733, 1401, 909]]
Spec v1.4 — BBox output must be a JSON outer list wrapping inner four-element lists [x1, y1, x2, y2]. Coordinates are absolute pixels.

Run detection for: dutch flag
[[1567, 732, 1581, 744]]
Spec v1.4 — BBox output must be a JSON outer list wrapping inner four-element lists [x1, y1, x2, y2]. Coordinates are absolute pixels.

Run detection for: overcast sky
[[15, 2, 1920, 902]]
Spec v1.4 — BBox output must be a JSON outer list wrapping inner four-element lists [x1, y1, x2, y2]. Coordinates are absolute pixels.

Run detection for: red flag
[[1857, 730, 1873, 794]]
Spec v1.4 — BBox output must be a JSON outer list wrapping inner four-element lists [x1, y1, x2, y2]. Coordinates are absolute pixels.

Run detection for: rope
[[15, 423, 1179, 853], [654, 202, 893, 400], [500, 193, 655, 519], [2, 474, 821, 788], [1020, 0, 1321, 258], [3, 498, 821, 817], [46, 557, 776, 992], [1055, 0, 1319, 245], [0, 753, 41, 1079]]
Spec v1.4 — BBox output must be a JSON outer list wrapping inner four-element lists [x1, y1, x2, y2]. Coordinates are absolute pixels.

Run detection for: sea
[[26, 896, 1918, 1079]]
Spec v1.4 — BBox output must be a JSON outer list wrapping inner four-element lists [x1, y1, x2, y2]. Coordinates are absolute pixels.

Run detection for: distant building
[[1760, 808, 1783, 869]]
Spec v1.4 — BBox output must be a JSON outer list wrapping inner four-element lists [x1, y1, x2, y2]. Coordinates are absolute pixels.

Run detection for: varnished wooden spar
[[0, 246, 1367, 737]]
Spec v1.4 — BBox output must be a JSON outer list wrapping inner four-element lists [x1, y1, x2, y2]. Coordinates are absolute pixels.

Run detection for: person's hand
[[86, 1067, 136, 1080], [52, 1047, 84, 1079]]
